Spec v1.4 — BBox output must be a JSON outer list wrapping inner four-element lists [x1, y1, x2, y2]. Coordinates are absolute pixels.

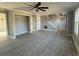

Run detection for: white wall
[[36, 14, 41, 30], [41, 15, 66, 31], [0, 13, 7, 32], [59, 16, 66, 31], [15, 15, 29, 35], [8, 11, 16, 38], [29, 16, 33, 33], [32, 15, 37, 31], [41, 15, 59, 31], [41, 16, 48, 29]]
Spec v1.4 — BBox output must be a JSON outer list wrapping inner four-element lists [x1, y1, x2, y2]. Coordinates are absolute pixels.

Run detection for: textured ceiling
[[0, 2, 79, 15]]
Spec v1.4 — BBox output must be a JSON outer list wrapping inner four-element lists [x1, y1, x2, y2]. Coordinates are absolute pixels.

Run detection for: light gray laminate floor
[[0, 31, 78, 56]]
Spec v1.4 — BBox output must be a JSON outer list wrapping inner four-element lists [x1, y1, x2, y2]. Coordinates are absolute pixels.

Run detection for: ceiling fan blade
[[38, 8, 46, 11], [15, 6, 34, 11], [38, 7, 48, 9], [34, 2, 41, 8]]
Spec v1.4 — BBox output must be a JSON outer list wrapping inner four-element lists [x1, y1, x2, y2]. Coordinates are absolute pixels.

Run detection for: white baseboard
[[33, 30, 38, 32], [16, 31, 28, 36], [9, 31, 29, 39], [40, 29, 57, 31], [9, 36, 16, 39], [66, 33, 79, 53]]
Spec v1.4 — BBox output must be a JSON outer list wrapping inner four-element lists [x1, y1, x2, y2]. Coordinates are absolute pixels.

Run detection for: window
[[74, 9, 79, 39]]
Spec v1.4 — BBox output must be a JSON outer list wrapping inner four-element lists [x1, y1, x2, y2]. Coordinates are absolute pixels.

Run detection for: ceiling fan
[[24, 2, 48, 12]]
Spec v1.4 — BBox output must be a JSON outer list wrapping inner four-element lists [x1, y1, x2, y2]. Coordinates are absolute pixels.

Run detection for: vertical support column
[[8, 11, 16, 39], [12, 14, 16, 38], [36, 14, 41, 31], [29, 16, 33, 33]]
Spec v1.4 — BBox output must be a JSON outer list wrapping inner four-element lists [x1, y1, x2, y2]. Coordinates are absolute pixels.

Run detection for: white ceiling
[[33, 2, 79, 15], [0, 2, 79, 15]]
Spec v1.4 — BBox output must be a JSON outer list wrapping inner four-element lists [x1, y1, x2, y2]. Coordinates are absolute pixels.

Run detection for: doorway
[[59, 16, 66, 31], [15, 14, 30, 36], [0, 13, 7, 39]]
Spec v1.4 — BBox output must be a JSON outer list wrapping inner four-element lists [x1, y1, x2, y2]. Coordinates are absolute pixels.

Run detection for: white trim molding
[[16, 31, 28, 36], [40, 29, 57, 31], [9, 36, 16, 39], [66, 33, 79, 53]]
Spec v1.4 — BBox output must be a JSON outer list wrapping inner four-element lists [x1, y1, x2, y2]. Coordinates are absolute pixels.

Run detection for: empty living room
[[0, 1, 79, 57]]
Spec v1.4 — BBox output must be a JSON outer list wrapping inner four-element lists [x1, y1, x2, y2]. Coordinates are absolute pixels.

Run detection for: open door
[[0, 13, 7, 39]]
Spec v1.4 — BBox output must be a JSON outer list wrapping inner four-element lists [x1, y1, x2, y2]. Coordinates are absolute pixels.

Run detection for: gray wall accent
[[67, 11, 75, 34], [15, 15, 30, 35], [26, 16, 30, 32]]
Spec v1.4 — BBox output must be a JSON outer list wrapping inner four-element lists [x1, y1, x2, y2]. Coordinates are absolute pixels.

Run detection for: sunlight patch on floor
[[0, 32, 8, 39]]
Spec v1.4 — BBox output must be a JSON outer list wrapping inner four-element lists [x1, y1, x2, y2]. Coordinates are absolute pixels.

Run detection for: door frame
[[0, 13, 8, 37], [13, 13, 33, 38]]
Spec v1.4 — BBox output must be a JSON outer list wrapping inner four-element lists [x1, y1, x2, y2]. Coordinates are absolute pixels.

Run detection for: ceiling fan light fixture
[[24, 2, 48, 12], [36, 9, 38, 12]]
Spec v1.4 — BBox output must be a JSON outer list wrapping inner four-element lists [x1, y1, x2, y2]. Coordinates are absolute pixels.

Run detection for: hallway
[[0, 31, 78, 56]]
